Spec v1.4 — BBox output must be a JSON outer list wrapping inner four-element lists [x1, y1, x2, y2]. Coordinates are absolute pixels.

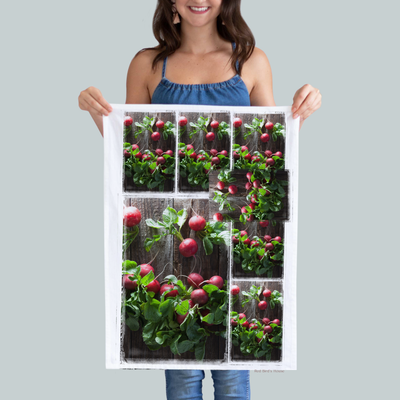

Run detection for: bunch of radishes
[[232, 230, 282, 253], [230, 284, 274, 311], [122, 206, 142, 253]]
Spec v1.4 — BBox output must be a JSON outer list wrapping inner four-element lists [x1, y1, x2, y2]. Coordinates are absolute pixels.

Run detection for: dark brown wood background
[[124, 112, 175, 193], [122, 197, 229, 362], [231, 280, 283, 362], [178, 111, 231, 192]]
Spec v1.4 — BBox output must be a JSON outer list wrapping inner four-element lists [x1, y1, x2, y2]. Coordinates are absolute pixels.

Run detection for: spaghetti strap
[[162, 56, 167, 78]]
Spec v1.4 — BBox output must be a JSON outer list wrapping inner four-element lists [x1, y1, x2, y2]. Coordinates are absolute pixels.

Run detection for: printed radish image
[[230, 281, 283, 361], [188, 215, 207, 231], [122, 206, 142, 253], [179, 238, 198, 257]]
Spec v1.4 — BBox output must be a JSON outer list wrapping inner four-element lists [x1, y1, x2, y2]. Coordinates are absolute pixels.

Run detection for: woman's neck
[[178, 20, 226, 55]]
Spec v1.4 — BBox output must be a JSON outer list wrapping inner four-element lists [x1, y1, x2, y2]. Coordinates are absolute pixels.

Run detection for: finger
[[293, 89, 320, 119], [291, 84, 312, 114], [82, 96, 109, 117], [85, 92, 111, 116], [89, 87, 113, 113], [299, 96, 321, 122]]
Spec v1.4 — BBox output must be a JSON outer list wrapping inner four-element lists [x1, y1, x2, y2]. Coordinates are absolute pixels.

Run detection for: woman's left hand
[[291, 84, 321, 129]]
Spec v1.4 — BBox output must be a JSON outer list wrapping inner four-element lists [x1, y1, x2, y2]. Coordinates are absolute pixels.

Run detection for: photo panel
[[230, 280, 283, 363]]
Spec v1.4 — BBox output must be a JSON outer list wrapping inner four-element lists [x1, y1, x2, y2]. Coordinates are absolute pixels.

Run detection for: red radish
[[232, 236, 239, 244], [241, 145, 248, 152], [219, 150, 228, 157], [244, 154, 252, 161], [178, 150, 185, 158], [124, 116, 133, 126], [134, 152, 142, 160], [258, 301, 268, 310], [210, 149, 218, 156], [265, 242, 274, 251], [131, 144, 139, 151], [250, 240, 259, 247], [160, 284, 179, 298], [262, 317, 271, 325], [242, 321, 250, 329], [200, 309, 213, 326], [123, 207, 142, 227], [265, 121, 274, 130], [191, 289, 209, 305], [243, 238, 251, 245], [189, 152, 197, 160], [211, 156, 220, 165], [123, 275, 138, 290], [272, 319, 281, 326], [233, 117, 242, 128], [266, 158, 275, 166], [142, 154, 151, 161], [231, 285, 240, 295], [188, 300, 195, 308], [211, 120, 219, 129], [265, 190, 271, 195], [241, 206, 248, 214], [253, 179, 261, 188], [239, 313, 246, 320], [258, 254, 264, 260], [156, 120, 164, 129], [157, 156, 165, 165], [149, 168, 155, 174], [188, 272, 204, 288], [274, 151, 283, 158], [259, 220, 269, 228], [256, 337, 263, 343], [208, 275, 224, 289], [165, 150, 174, 156], [245, 182, 252, 190], [246, 172, 253, 181], [228, 185, 238, 194], [213, 213, 224, 222], [176, 312, 188, 325], [188, 215, 206, 231], [260, 133, 270, 143], [264, 235, 272, 242], [139, 264, 155, 277], [248, 203, 255, 211], [273, 236, 282, 243], [206, 132, 215, 141], [265, 150, 273, 157], [246, 215, 254, 222], [264, 325, 273, 333], [178, 116, 187, 126], [179, 238, 198, 257], [124, 149, 131, 158], [249, 323, 258, 330], [146, 280, 160, 294], [204, 168, 210, 174], [196, 154, 206, 161], [250, 195, 258, 204], [216, 181, 225, 190], [240, 231, 248, 237], [186, 144, 194, 150], [151, 132, 161, 141], [251, 156, 260, 163], [263, 289, 272, 298], [233, 151, 240, 159], [231, 318, 238, 327]]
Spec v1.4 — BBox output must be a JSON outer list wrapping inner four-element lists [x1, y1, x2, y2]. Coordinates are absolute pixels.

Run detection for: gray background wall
[[1, 0, 399, 398]]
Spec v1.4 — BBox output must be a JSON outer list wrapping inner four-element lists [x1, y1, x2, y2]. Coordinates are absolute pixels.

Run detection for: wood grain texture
[[231, 280, 283, 362]]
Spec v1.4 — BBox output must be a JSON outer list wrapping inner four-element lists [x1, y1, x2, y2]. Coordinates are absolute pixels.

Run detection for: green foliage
[[189, 116, 210, 139], [196, 220, 231, 255], [134, 116, 155, 138]]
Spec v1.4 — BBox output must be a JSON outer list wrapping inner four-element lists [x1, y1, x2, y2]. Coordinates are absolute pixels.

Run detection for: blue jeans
[[165, 369, 250, 400]]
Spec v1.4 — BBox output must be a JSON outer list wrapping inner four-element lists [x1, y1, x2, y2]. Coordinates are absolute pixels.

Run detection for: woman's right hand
[[78, 86, 113, 116]]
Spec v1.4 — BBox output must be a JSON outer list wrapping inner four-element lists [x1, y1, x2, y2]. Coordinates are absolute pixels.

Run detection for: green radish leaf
[[125, 316, 140, 331], [177, 340, 194, 353], [141, 271, 155, 286], [195, 341, 206, 361], [202, 284, 219, 294], [203, 237, 214, 255], [163, 207, 178, 225], [144, 299, 162, 323], [146, 219, 165, 229], [177, 209, 188, 229], [175, 300, 189, 315]]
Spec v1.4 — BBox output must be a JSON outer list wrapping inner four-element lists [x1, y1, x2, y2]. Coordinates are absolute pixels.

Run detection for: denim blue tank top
[[151, 42, 251, 107]]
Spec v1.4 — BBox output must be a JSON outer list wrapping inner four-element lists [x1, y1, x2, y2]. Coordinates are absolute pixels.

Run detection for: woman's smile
[[188, 6, 210, 14]]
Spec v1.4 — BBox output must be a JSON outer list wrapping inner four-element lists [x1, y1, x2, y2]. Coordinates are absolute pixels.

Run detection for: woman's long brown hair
[[136, 0, 255, 76]]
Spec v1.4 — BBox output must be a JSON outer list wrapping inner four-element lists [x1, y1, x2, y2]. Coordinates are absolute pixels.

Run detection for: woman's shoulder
[[128, 48, 163, 76], [241, 46, 272, 86]]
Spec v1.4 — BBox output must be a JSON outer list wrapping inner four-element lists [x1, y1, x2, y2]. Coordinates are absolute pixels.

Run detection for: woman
[[79, 1, 321, 399]]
